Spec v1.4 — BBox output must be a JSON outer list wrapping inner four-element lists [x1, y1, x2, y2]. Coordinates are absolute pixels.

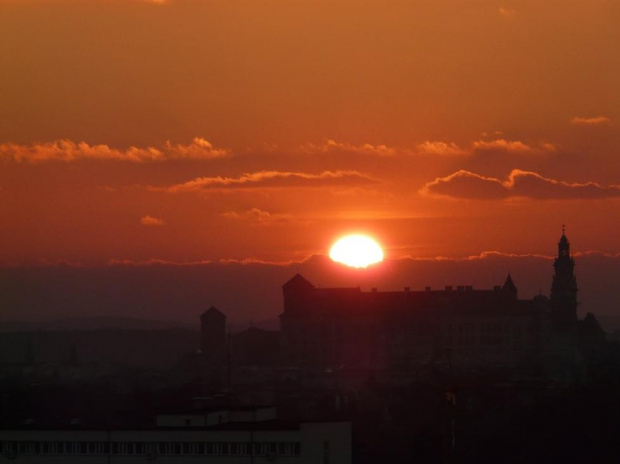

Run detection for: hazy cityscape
[[1, 232, 620, 462], [2, 0, 620, 462]]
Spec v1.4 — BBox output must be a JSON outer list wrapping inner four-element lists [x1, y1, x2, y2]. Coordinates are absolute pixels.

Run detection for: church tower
[[550, 227, 578, 326]]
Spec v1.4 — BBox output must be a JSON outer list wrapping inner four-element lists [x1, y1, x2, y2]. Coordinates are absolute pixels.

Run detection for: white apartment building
[[0, 407, 351, 463]]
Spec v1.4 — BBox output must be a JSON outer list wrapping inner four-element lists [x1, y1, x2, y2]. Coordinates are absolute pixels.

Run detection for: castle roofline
[[283, 273, 315, 290], [201, 306, 225, 319], [503, 273, 517, 291]]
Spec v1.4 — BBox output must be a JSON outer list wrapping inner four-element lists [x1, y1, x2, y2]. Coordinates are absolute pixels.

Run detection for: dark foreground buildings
[[204, 230, 604, 380]]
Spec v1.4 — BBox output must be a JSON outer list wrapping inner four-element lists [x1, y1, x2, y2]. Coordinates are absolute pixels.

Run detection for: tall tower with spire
[[550, 226, 578, 326]]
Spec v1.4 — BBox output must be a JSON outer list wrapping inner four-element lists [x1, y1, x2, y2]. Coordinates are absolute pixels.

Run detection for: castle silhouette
[[201, 230, 601, 377]]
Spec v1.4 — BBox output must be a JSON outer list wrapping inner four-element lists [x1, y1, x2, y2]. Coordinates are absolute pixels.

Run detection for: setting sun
[[329, 235, 384, 268]]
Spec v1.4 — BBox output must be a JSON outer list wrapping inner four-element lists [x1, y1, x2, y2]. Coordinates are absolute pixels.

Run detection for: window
[[113, 443, 121, 454], [189, 442, 201, 455], [253, 442, 266, 455], [323, 440, 330, 464]]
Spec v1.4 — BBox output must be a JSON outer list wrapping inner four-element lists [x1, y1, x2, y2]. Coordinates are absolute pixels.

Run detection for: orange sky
[[1, 0, 620, 267]]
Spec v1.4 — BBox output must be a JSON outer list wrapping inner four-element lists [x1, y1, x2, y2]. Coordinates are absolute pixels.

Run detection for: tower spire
[[550, 227, 577, 326]]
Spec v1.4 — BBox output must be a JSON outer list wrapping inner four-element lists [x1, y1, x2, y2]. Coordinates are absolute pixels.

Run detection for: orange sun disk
[[329, 235, 384, 268]]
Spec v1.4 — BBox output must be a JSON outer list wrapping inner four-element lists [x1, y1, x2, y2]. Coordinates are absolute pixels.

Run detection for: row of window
[[0, 441, 300, 456]]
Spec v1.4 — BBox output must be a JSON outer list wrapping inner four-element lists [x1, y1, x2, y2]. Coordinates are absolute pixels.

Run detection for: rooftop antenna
[[562, 224, 566, 235]]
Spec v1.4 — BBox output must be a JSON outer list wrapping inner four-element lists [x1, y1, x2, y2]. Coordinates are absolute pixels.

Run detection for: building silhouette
[[279, 231, 586, 372], [230, 326, 280, 367], [279, 272, 552, 370], [202, 230, 603, 378], [200, 306, 227, 364], [200, 309, 280, 367]]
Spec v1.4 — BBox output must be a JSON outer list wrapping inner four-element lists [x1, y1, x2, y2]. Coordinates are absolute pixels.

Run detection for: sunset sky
[[2, 0, 620, 326]]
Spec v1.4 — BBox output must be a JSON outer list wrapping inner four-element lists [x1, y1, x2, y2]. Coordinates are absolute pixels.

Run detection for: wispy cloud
[[472, 139, 555, 154], [140, 215, 163, 226], [155, 170, 378, 193], [416, 139, 554, 157], [107, 258, 213, 266], [221, 208, 292, 224], [106, 257, 299, 266], [569, 116, 612, 126], [0, 137, 229, 163], [162, 138, 229, 159], [416, 141, 467, 156], [464, 250, 551, 261], [301, 139, 400, 156], [499, 7, 516, 18], [399, 250, 553, 262], [299, 138, 554, 158], [423, 169, 620, 200]]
